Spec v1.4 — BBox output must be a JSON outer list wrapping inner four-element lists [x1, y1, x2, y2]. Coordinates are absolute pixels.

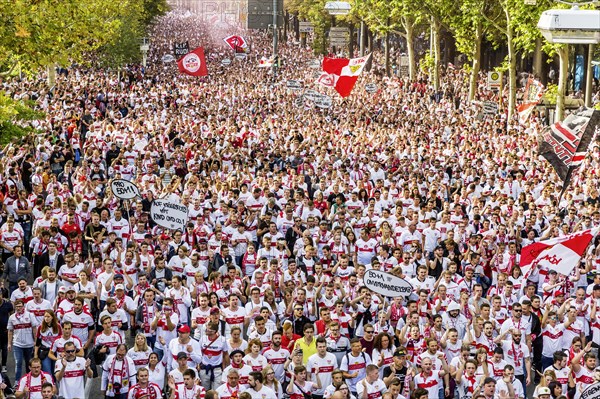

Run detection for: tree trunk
[[349, 24, 355, 57], [294, 13, 300, 41], [506, 17, 517, 118], [47, 64, 56, 87], [468, 21, 482, 101], [404, 19, 416, 81], [533, 37, 543, 79], [385, 31, 391, 77], [556, 45, 569, 122], [283, 10, 288, 42], [432, 18, 441, 90]]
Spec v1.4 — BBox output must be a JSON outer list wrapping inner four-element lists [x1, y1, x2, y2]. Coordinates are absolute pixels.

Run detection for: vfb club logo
[[183, 53, 202, 73]]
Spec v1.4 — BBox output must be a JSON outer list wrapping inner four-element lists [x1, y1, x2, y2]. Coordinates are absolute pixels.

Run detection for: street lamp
[[537, 7, 600, 111], [140, 37, 150, 68], [537, 8, 600, 44]]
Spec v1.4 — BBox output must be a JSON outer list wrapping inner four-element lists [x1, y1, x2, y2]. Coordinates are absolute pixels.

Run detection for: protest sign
[[110, 179, 141, 200], [151, 199, 189, 231], [363, 269, 413, 298]]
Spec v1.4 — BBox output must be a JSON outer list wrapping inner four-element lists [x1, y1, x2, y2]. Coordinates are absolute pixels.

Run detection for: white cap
[[447, 301, 460, 312], [115, 284, 125, 291]]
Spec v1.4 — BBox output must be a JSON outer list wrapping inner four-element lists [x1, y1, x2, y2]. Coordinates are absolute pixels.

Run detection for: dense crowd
[[0, 8, 600, 399]]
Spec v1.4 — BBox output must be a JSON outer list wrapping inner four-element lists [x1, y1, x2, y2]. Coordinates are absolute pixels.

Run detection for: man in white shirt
[[357, 365, 387, 399], [246, 371, 277, 399], [54, 341, 93, 399]]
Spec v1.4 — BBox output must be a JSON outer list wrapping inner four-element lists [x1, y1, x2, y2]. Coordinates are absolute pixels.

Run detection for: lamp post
[[140, 37, 150, 68], [537, 6, 600, 119]]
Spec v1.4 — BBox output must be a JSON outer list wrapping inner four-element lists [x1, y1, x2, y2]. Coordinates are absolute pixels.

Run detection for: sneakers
[[1, 366, 6, 373]]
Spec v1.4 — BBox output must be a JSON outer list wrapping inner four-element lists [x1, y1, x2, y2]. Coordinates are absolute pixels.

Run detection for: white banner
[[363, 270, 413, 298], [150, 199, 189, 231], [110, 179, 141, 200]]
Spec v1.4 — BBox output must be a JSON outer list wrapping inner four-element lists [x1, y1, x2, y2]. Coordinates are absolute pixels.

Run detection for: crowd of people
[[0, 7, 600, 399]]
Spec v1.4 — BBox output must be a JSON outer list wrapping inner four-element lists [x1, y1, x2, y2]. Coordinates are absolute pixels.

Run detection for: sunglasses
[[65, 350, 76, 354]]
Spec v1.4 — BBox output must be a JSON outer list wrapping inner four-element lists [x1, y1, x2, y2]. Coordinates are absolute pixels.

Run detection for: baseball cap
[[210, 307, 220, 315], [537, 387, 551, 396], [66, 286, 76, 292], [115, 284, 125, 291], [176, 351, 188, 360], [393, 348, 407, 357], [58, 286, 67, 293], [178, 325, 191, 333], [114, 273, 124, 280], [554, 291, 565, 297]]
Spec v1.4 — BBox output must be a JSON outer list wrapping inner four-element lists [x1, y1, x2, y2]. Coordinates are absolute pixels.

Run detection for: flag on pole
[[516, 78, 544, 125], [258, 56, 273, 68], [177, 47, 208, 77], [538, 109, 600, 198], [321, 53, 372, 97], [223, 35, 249, 52], [521, 228, 599, 278]]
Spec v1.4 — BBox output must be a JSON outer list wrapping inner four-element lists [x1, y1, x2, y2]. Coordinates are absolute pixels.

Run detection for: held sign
[[111, 179, 141, 200], [363, 269, 413, 298], [581, 382, 600, 399], [151, 199, 189, 232]]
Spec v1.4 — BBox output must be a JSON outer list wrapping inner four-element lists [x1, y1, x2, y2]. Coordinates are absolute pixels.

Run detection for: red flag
[[322, 54, 371, 97], [521, 228, 598, 278], [177, 47, 208, 77], [223, 35, 249, 52]]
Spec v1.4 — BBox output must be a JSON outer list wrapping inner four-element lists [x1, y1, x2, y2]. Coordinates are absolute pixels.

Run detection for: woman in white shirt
[[147, 352, 165, 390]]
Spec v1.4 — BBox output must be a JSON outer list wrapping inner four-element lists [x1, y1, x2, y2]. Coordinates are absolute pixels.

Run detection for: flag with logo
[[516, 78, 544, 125], [321, 53, 372, 97], [538, 109, 600, 198], [177, 47, 208, 77], [223, 35, 249, 52], [316, 72, 335, 87], [258, 56, 273, 68], [521, 228, 599, 278]]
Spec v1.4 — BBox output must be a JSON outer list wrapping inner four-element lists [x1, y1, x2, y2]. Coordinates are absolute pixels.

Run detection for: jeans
[[41, 356, 54, 375], [541, 356, 553, 373], [14, 345, 33, 382]]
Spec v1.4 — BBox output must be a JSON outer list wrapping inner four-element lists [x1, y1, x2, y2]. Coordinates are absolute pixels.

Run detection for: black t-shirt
[[382, 364, 408, 387]]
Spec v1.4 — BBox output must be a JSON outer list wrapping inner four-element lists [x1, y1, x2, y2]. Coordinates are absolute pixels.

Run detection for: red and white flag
[[521, 228, 599, 278], [517, 78, 544, 125], [223, 35, 249, 52], [321, 53, 371, 97], [177, 47, 208, 77], [258, 56, 273, 68]]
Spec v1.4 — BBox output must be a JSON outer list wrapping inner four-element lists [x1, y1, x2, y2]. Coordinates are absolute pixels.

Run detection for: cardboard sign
[[314, 94, 333, 109], [483, 101, 499, 116], [365, 83, 378, 93], [582, 382, 600, 399], [287, 80, 303, 90], [235, 53, 248, 60], [363, 269, 413, 298], [150, 199, 189, 231], [110, 179, 141, 200], [304, 90, 322, 102], [221, 58, 232, 66], [162, 54, 176, 63]]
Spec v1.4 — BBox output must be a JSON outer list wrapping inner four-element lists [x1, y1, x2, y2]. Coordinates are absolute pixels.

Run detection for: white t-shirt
[[247, 386, 278, 399], [55, 357, 87, 399], [356, 378, 388, 399]]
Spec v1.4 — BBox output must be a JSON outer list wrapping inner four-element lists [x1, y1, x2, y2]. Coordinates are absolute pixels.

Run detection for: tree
[[480, 0, 552, 117]]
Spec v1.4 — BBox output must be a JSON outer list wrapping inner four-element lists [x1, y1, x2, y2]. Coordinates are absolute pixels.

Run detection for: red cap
[[178, 325, 191, 333]]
